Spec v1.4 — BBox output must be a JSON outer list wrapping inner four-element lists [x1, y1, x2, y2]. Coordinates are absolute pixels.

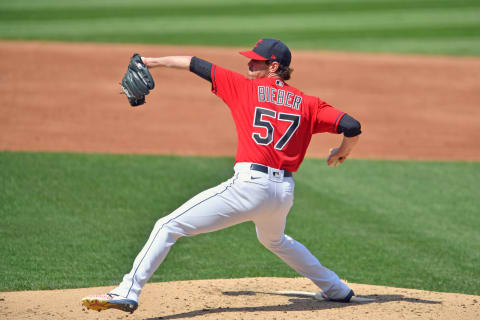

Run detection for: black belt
[[250, 164, 292, 177]]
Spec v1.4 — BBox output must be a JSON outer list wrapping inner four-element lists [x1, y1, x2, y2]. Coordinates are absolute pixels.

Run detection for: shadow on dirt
[[145, 290, 441, 319]]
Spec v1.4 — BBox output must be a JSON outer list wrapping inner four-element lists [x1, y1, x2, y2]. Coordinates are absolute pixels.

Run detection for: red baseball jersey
[[211, 65, 345, 172]]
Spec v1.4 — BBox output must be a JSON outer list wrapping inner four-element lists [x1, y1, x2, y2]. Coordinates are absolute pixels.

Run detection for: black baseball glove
[[121, 53, 155, 106]]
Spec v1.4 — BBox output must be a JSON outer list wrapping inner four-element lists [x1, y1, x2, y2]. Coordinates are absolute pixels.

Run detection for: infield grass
[[1, 151, 478, 295], [0, 0, 479, 55]]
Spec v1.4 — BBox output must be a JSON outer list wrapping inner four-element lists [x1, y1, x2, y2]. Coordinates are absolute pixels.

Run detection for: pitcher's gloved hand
[[121, 53, 155, 107]]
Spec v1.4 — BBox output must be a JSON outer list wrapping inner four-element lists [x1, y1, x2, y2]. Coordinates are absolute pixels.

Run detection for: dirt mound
[[1, 277, 478, 320]]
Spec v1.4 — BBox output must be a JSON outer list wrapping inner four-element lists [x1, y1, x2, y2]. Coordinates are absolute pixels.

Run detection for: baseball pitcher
[[82, 38, 362, 313]]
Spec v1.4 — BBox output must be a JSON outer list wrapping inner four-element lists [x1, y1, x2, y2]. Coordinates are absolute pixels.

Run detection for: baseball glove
[[121, 53, 155, 107]]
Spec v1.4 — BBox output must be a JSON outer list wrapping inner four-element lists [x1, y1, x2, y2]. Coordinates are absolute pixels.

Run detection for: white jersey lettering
[[258, 86, 266, 102], [292, 95, 302, 110], [257, 86, 302, 110], [270, 88, 277, 104], [285, 92, 294, 108], [276, 89, 285, 105]]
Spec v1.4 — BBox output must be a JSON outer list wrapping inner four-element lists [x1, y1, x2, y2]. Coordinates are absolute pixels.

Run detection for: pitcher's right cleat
[[81, 293, 138, 313]]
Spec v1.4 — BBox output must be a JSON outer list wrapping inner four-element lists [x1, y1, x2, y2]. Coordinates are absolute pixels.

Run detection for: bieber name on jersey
[[257, 84, 302, 111]]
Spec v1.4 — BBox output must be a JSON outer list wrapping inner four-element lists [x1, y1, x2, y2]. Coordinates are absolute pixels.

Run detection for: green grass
[[0, 0, 479, 55], [1, 151, 479, 295]]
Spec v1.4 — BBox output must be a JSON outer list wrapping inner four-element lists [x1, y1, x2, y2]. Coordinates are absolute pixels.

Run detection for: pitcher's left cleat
[[316, 289, 375, 302], [81, 293, 138, 313], [275, 289, 375, 302], [316, 289, 354, 302]]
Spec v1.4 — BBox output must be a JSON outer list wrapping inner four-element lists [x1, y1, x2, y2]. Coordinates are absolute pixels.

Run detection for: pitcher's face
[[247, 59, 269, 80]]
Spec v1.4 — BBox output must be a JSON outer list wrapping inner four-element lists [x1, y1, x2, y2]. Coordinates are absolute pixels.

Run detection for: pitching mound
[[1, 277, 478, 320]]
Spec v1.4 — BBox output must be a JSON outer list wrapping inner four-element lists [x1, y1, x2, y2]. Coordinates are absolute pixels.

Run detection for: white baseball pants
[[110, 162, 350, 301]]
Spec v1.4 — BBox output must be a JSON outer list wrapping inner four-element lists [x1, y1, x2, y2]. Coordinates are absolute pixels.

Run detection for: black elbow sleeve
[[189, 56, 213, 82], [338, 114, 362, 137]]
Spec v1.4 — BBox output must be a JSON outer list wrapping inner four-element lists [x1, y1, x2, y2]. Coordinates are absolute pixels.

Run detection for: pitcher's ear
[[268, 61, 280, 72]]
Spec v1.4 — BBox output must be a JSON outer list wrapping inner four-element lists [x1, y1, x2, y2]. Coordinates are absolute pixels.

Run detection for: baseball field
[[1, 0, 479, 319]]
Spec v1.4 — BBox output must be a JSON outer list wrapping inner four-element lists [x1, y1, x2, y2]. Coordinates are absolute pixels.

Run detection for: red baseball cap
[[240, 38, 292, 67]]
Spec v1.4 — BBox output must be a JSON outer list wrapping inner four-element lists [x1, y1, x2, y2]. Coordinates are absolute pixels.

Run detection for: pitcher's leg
[[111, 174, 253, 301], [109, 215, 182, 301], [253, 180, 350, 299], [256, 228, 350, 299]]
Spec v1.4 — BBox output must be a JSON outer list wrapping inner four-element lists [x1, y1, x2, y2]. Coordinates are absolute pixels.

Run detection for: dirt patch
[[1, 277, 478, 320], [1, 41, 480, 160]]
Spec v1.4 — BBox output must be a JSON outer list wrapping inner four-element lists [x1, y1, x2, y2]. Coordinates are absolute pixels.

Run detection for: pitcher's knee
[[257, 234, 286, 250], [154, 218, 187, 241]]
